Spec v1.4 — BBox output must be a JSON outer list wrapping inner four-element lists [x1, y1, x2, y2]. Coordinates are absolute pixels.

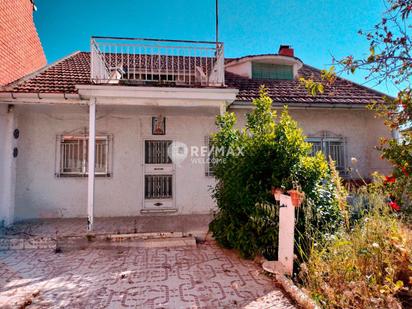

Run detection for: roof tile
[[2, 52, 387, 105]]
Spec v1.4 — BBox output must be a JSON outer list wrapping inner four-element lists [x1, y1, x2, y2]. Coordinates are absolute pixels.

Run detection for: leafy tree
[[209, 87, 343, 260]]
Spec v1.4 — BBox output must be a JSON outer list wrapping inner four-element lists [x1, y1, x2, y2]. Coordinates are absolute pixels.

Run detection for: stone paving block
[[0, 242, 296, 308]]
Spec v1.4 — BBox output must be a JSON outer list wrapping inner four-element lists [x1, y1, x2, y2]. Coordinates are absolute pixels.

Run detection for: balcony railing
[[90, 36, 225, 87]]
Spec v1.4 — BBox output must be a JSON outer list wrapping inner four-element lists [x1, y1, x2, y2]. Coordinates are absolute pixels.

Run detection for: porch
[[1, 214, 212, 238], [0, 214, 212, 250]]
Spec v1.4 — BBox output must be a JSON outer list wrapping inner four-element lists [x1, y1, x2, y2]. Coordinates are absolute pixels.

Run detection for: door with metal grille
[[143, 140, 175, 211]]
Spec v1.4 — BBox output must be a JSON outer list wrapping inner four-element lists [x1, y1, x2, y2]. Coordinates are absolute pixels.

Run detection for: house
[[0, 37, 390, 229]]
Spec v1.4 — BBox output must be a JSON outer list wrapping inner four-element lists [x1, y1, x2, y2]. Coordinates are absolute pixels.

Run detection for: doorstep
[[0, 232, 197, 251]]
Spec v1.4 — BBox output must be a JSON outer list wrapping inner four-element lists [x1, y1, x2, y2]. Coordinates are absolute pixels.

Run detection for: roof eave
[[229, 100, 371, 110]]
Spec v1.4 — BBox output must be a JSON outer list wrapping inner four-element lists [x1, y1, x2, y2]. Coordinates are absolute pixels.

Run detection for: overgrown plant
[[209, 87, 343, 260], [300, 191, 412, 308]]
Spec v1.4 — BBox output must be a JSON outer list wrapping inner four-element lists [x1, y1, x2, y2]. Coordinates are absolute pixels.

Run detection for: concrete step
[[57, 233, 197, 251], [0, 232, 197, 251]]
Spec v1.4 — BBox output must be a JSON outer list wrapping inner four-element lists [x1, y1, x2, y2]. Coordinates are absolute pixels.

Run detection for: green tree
[[210, 87, 343, 260]]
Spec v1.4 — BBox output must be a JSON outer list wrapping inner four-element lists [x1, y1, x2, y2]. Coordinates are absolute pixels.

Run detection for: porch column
[[87, 98, 96, 232]]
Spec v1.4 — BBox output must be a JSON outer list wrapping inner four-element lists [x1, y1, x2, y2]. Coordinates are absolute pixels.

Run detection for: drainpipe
[[87, 97, 96, 232]]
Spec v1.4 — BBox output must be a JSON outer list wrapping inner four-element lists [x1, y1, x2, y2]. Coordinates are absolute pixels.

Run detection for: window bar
[[166, 49, 169, 81], [158, 46, 161, 80], [127, 46, 130, 80], [105, 137, 109, 174], [183, 48, 186, 83]]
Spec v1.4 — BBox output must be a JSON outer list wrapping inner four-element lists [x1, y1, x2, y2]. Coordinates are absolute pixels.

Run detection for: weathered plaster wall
[[0, 104, 17, 226], [232, 107, 391, 177], [12, 104, 391, 221], [14, 105, 217, 221]]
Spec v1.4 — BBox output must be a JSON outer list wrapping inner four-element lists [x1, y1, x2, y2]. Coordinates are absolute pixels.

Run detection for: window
[[307, 136, 346, 172], [205, 136, 215, 176], [252, 62, 293, 80], [145, 140, 172, 164], [57, 135, 112, 176], [145, 175, 173, 199]]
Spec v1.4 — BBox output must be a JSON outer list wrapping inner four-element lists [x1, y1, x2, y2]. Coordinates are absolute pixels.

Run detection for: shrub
[[209, 87, 343, 260], [300, 192, 412, 308]]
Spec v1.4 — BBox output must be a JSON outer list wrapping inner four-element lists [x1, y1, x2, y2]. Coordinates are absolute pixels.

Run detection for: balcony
[[90, 36, 225, 87]]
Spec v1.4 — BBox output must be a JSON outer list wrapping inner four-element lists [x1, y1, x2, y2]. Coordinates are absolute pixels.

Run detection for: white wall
[[232, 107, 391, 177], [14, 105, 217, 221], [11, 103, 391, 221], [0, 104, 17, 226]]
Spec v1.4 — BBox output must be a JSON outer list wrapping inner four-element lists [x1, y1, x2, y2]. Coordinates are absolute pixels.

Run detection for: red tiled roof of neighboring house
[[1, 51, 387, 105]]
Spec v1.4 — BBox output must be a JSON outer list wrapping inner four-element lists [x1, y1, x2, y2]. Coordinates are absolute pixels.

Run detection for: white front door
[[143, 140, 176, 211]]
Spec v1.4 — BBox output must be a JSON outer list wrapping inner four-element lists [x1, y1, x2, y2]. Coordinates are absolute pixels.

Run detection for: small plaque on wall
[[152, 116, 166, 135]]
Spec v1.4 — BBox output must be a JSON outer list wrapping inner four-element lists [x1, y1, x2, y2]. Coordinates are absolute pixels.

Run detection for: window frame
[[251, 62, 294, 80], [205, 135, 215, 177], [55, 134, 113, 177], [307, 135, 347, 173]]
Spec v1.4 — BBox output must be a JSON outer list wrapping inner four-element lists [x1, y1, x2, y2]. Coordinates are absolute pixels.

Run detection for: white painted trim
[[76, 85, 238, 103], [87, 98, 96, 231]]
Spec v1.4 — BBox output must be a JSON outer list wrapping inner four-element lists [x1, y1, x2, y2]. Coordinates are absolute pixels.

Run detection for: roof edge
[[229, 101, 370, 110], [302, 64, 393, 100], [1, 51, 82, 92]]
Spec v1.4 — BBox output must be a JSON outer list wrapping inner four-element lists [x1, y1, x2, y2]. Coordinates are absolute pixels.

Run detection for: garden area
[[209, 3, 412, 307], [209, 87, 412, 308]]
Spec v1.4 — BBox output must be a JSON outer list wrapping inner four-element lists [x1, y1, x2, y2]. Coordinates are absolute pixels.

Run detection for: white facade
[[0, 54, 391, 225], [12, 104, 219, 221]]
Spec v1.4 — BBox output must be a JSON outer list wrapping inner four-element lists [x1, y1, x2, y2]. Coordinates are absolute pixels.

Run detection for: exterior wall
[[13, 105, 217, 221], [232, 107, 391, 177], [0, 104, 17, 226], [0, 0, 46, 85]]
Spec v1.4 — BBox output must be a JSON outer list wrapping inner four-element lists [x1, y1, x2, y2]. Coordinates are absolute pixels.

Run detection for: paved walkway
[[0, 242, 296, 308]]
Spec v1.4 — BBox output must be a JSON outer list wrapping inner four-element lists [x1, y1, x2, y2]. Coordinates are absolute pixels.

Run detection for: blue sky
[[34, 0, 394, 94]]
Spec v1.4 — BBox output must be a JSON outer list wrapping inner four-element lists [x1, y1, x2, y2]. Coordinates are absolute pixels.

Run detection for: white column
[[0, 105, 17, 226], [87, 98, 96, 232], [278, 194, 296, 276]]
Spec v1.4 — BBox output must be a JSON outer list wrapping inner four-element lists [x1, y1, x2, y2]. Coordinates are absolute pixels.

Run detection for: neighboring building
[[0, 0, 46, 86], [0, 37, 390, 227]]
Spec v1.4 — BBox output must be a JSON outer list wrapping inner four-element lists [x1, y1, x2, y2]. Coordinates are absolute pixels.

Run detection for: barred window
[[307, 136, 346, 172], [57, 135, 112, 176], [205, 136, 215, 176]]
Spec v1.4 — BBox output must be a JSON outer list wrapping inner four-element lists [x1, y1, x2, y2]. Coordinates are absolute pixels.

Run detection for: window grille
[[145, 140, 172, 164], [57, 135, 112, 176], [307, 136, 346, 172], [205, 136, 215, 176], [145, 175, 173, 199]]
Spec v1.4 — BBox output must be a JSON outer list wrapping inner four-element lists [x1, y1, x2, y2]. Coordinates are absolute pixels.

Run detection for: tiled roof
[[226, 66, 386, 105], [2, 51, 386, 105]]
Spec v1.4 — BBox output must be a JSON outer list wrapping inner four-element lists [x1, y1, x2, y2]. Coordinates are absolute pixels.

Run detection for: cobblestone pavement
[[0, 242, 296, 309]]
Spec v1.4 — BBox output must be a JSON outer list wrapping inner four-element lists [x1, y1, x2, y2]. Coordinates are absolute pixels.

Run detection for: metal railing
[[91, 36, 225, 87]]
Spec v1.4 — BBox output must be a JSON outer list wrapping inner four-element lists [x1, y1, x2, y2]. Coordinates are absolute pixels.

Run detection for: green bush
[[209, 87, 343, 260]]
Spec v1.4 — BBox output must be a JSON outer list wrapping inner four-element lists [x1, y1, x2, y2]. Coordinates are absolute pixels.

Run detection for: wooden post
[[87, 98, 96, 232]]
